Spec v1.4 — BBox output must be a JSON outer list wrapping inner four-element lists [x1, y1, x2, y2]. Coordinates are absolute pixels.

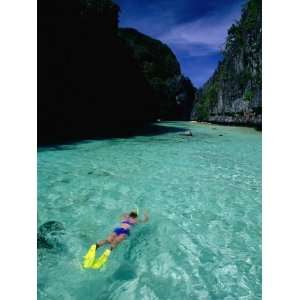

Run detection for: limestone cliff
[[38, 0, 194, 144], [191, 0, 262, 129], [38, 0, 195, 144], [39, 0, 157, 144], [119, 28, 196, 120]]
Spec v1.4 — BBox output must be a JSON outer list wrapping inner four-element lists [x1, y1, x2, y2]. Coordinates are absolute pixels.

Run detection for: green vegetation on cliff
[[119, 28, 195, 120], [119, 28, 181, 80], [192, 0, 262, 126]]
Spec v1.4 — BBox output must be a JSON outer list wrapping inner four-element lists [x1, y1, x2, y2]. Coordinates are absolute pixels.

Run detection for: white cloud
[[159, 6, 242, 55]]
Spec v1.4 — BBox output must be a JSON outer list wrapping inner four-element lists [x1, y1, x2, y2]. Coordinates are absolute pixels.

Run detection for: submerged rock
[[37, 221, 65, 249]]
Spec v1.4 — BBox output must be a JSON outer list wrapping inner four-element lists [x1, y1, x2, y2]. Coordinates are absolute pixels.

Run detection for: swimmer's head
[[129, 211, 138, 218]]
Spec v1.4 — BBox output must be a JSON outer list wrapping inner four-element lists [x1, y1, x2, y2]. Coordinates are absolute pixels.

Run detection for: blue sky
[[115, 0, 246, 87]]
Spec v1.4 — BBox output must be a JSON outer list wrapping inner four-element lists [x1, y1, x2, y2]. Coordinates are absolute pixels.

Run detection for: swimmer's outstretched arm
[[120, 213, 128, 220], [138, 211, 149, 223]]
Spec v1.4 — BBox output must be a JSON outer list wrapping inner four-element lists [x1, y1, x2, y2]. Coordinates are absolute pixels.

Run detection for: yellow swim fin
[[82, 244, 97, 269], [91, 249, 111, 269]]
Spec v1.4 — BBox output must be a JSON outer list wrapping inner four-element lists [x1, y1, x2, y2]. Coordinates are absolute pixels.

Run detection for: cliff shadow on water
[[37, 122, 189, 150]]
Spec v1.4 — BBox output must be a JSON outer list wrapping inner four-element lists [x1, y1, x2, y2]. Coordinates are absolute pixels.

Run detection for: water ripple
[[38, 122, 261, 300]]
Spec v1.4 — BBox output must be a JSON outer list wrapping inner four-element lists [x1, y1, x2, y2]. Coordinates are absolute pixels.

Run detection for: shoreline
[[189, 120, 262, 131]]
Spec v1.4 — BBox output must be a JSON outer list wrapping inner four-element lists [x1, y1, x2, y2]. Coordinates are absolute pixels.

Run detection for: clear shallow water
[[38, 122, 261, 300]]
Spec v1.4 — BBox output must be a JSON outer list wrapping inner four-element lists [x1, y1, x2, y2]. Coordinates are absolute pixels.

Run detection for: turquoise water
[[38, 122, 261, 300]]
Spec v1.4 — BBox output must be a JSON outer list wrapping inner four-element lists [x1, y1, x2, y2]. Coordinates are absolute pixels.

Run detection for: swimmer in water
[[96, 211, 149, 251]]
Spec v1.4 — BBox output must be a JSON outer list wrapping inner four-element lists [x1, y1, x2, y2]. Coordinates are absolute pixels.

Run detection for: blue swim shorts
[[113, 227, 130, 236]]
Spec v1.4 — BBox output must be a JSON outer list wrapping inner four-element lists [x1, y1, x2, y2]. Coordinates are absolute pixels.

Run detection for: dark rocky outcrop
[[119, 28, 196, 120], [191, 0, 262, 129]]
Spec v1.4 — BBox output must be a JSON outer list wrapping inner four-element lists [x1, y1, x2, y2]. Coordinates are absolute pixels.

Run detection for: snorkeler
[[95, 211, 149, 251]]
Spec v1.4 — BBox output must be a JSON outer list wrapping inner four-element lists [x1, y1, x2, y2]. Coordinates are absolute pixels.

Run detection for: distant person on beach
[[95, 211, 149, 251]]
